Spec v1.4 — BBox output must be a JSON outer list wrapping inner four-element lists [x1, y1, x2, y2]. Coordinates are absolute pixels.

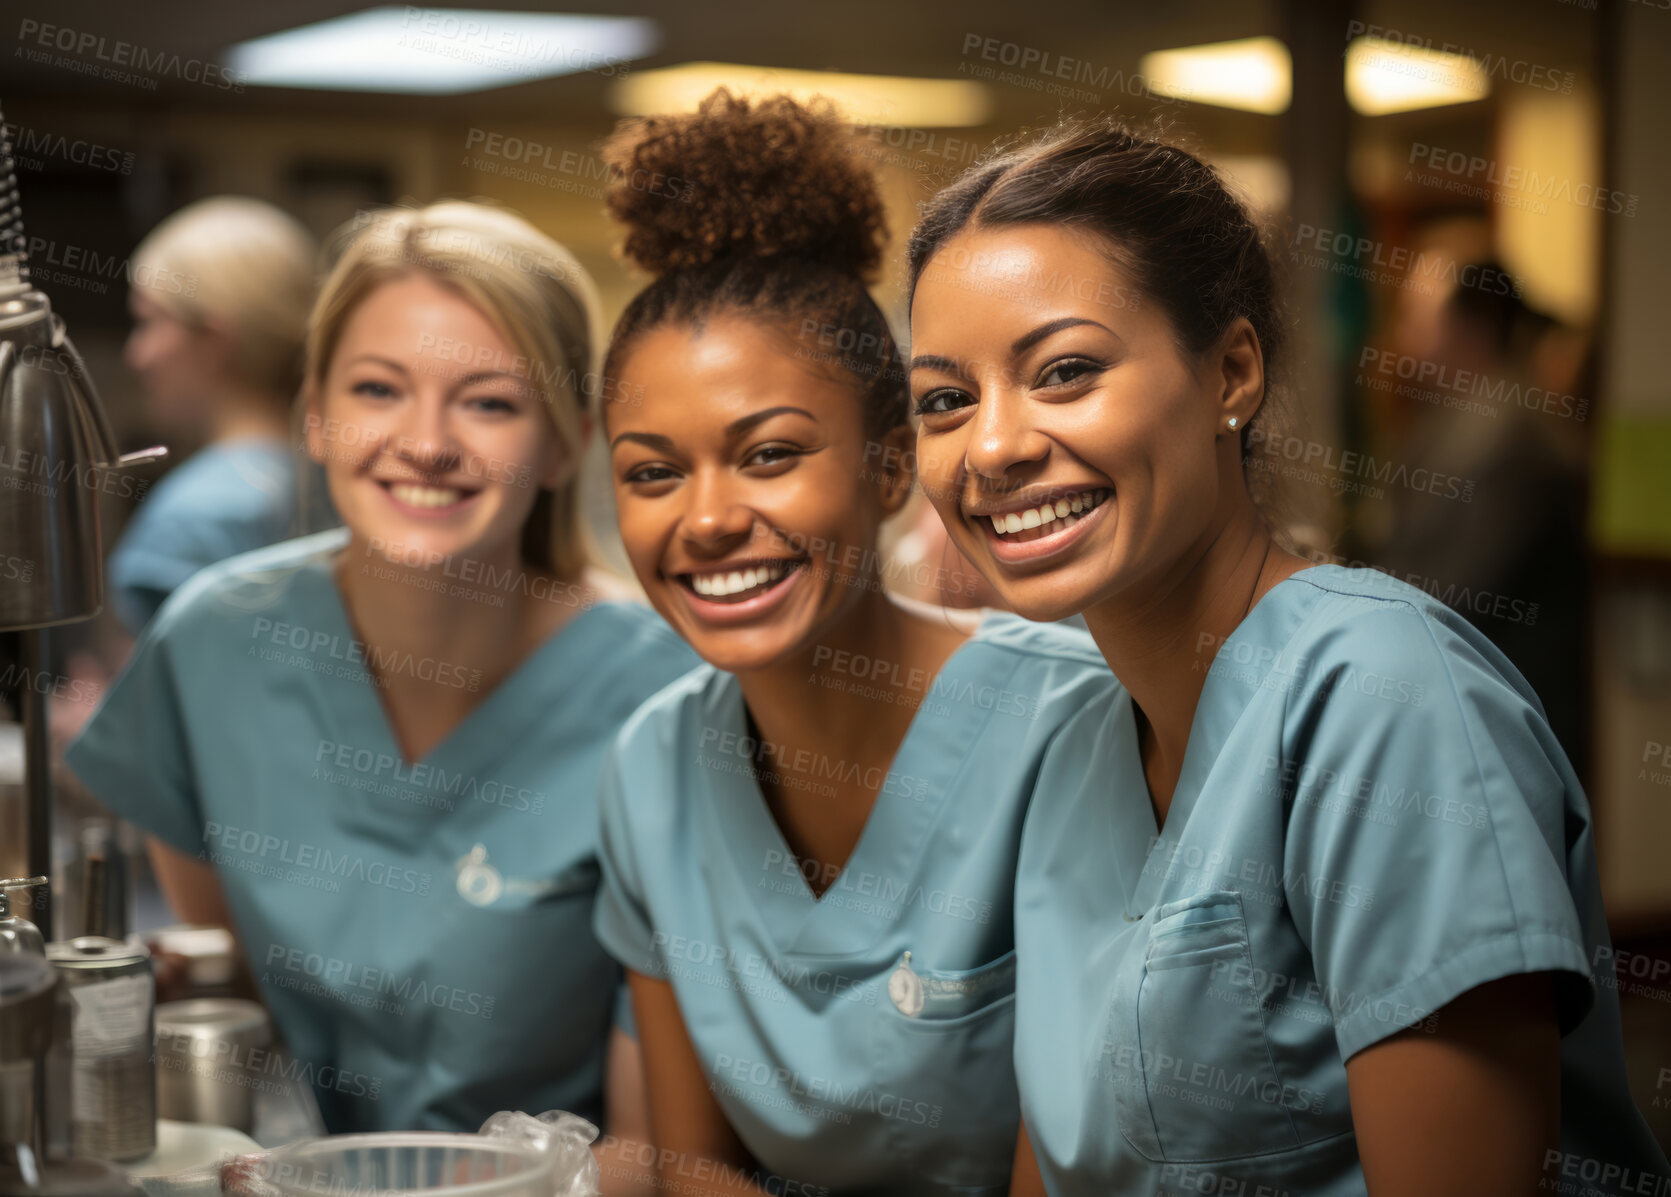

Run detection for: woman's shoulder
[[1274, 563, 1548, 728], [966, 608, 1124, 701], [570, 595, 703, 678], [145, 528, 347, 643], [603, 662, 731, 825], [129, 440, 297, 527], [614, 657, 730, 743]]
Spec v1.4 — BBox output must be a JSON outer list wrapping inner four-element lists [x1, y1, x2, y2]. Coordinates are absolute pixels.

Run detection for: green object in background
[[1593, 414, 1671, 556]]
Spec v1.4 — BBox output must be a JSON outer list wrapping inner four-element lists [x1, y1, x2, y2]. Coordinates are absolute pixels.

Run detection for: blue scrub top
[[595, 613, 1122, 1196], [67, 528, 700, 1132], [1017, 565, 1669, 1196], [108, 438, 299, 633]]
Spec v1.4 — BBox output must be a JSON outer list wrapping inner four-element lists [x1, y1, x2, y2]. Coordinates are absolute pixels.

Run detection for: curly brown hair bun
[[602, 89, 886, 282]]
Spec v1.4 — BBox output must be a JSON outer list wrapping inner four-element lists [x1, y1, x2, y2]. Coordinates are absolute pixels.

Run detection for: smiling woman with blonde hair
[[69, 199, 697, 1135]]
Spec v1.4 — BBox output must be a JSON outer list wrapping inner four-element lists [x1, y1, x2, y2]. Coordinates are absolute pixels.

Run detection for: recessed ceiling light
[[1139, 37, 1292, 115], [226, 7, 658, 95], [609, 62, 991, 128], [1345, 37, 1491, 115]]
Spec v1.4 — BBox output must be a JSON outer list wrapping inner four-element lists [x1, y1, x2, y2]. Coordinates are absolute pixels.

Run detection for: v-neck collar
[[302, 534, 620, 816], [1103, 567, 1326, 916], [707, 616, 1017, 957]]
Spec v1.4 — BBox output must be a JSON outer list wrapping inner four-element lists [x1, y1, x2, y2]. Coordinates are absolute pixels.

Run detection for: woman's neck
[[1081, 501, 1308, 824], [731, 576, 970, 887], [738, 583, 965, 765], [206, 385, 292, 445], [332, 534, 583, 761]]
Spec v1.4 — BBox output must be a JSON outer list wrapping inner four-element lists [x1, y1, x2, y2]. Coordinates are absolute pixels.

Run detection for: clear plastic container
[[259, 1133, 557, 1197]]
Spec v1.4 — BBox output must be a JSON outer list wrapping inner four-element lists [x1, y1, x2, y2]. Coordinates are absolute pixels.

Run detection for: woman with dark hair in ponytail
[[907, 119, 1666, 1195], [590, 92, 1120, 1196]]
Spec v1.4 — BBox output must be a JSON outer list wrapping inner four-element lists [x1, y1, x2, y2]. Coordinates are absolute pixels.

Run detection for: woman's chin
[[354, 518, 514, 573], [982, 567, 1112, 626], [676, 626, 806, 676]]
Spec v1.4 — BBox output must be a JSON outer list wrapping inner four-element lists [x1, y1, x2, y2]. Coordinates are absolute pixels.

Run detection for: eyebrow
[[909, 317, 1117, 377], [1011, 317, 1113, 357], [908, 353, 964, 376], [345, 353, 411, 376], [610, 430, 675, 452], [726, 405, 816, 436], [609, 405, 817, 452]]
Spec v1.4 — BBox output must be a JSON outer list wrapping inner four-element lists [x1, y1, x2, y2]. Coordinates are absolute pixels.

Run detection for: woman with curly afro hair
[[588, 90, 1122, 1196]]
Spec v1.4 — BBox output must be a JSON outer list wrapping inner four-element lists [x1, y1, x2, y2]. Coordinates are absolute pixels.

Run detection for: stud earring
[[1227, 416, 1239, 431]]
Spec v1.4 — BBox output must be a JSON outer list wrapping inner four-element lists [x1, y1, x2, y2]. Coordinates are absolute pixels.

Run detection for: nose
[[390, 393, 460, 475], [962, 383, 1050, 488], [680, 466, 754, 555]]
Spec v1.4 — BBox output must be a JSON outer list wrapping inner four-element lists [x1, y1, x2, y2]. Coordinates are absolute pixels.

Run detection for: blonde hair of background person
[[128, 195, 316, 425], [302, 199, 605, 581]]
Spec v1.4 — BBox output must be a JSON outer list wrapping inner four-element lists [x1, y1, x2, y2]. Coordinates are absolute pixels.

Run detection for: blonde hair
[[131, 196, 316, 399], [305, 200, 603, 581]]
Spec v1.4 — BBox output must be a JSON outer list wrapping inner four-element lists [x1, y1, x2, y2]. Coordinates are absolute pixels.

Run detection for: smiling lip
[[671, 557, 808, 626], [376, 479, 483, 518], [970, 486, 1112, 566]]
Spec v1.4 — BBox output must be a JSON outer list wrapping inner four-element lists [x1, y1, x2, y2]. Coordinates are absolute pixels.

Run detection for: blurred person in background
[[110, 195, 316, 634], [883, 492, 1002, 610], [1371, 245, 1591, 779]]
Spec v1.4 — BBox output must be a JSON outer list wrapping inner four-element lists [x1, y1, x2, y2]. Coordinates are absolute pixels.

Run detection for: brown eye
[[913, 389, 971, 417], [1037, 358, 1102, 388], [744, 444, 801, 468]]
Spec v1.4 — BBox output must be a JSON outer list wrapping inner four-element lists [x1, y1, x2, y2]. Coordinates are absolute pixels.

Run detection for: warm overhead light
[[609, 63, 992, 128], [1345, 37, 1491, 115], [1205, 154, 1291, 213], [226, 7, 658, 95], [1139, 37, 1292, 114]]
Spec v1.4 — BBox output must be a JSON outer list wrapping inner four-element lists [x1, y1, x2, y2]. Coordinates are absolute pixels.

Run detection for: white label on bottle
[[69, 974, 150, 1058], [71, 1066, 106, 1121]]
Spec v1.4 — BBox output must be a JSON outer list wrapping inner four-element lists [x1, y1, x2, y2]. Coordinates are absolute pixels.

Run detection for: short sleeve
[[1280, 603, 1593, 1061], [63, 607, 206, 857], [592, 738, 663, 981], [107, 530, 203, 631], [106, 450, 296, 634]]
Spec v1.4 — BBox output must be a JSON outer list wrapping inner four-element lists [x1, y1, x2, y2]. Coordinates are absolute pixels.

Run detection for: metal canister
[[44, 937, 155, 1163], [154, 999, 270, 1133]]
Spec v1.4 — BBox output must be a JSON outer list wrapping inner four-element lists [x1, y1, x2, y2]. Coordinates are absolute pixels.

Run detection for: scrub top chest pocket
[[871, 949, 1020, 1195], [1108, 890, 1328, 1163]]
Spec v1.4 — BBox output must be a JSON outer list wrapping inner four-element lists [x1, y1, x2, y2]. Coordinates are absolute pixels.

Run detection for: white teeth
[[986, 490, 1108, 539], [390, 483, 464, 508], [691, 563, 787, 597]]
